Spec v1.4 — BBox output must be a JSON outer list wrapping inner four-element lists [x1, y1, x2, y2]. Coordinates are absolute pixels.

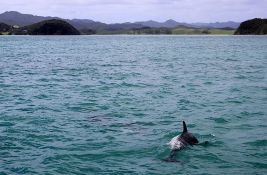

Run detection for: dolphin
[[164, 121, 199, 162]]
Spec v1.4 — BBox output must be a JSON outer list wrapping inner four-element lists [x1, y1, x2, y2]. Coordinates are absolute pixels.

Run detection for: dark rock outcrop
[[235, 18, 267, 35], [25, 19, 80, 35]]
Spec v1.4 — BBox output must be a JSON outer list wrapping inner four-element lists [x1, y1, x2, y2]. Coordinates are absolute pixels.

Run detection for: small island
[[235, 18, 267, 35]]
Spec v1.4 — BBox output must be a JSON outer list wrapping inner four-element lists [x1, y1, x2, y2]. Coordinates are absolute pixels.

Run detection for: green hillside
[[172, 27, 235, 35]]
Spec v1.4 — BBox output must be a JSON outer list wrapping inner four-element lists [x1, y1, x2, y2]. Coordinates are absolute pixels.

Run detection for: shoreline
[[1, 34, 266, 36]]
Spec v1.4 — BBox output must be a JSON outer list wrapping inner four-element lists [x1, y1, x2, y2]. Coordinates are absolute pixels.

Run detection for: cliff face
[[235, 18, 267, 35], [26, 19, 80, 35]]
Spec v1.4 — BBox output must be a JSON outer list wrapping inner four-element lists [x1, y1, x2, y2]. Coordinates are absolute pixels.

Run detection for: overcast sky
[[0, 0, 266, 23]]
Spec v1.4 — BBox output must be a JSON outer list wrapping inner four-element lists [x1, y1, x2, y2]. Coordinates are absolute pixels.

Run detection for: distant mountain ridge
[[190, 21, 240, 29], [0, 11, 106, 30], [0, 11, 240, 30], [136, 19, 189, 28], [0, 11, 59, 27]]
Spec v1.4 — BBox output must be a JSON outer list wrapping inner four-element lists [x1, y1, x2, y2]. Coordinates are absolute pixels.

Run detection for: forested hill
[[234, 18, 267, 35]]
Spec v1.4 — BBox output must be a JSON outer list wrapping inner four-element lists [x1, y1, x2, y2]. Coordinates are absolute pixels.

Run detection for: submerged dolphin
[[164, 121, 199, 162]]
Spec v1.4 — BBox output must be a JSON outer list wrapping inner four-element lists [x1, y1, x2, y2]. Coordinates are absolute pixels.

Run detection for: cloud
[[0, 0, 267, 23]]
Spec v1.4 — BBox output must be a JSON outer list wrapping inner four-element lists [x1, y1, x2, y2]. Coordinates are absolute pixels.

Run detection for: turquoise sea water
[[0, 36, 267, 175]]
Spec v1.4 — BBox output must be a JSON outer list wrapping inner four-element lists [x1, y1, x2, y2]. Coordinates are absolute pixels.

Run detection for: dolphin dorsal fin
[[183, 121, 188, 133]]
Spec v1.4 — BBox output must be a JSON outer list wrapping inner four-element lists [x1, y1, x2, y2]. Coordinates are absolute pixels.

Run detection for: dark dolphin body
[[164, 121, 200, 162]]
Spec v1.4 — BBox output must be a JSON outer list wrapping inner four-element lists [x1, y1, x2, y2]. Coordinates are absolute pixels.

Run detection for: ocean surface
[[0, 35, 267, 175]]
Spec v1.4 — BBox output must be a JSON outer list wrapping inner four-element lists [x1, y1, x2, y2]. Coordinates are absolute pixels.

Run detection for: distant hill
[[135, 20, 164, 28], [0, 11, 58, 26], [105, 22, 144, 31], [0, 11, 106, 30], [23, 19, 80, 35], [0, 11, 240, 31], [136, 20, 240, 29], [190, 21, 240, 29], [235, 18, 267, 35], [0, 11, 242, 35], [136, 19, 187, 28], [67, 19, 107, 30]]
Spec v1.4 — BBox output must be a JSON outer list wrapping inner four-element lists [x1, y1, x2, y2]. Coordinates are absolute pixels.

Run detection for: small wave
[[34, 94, 49, 99], [227, 100, 242, 104], [234, 75, 247, 79], [243, 161, 267, 169], [208, 117, 229, 124], [225, 58, 238, 62], [240, 111, 264, 117], [0, 122, 15, 127], [179, 99, 192, 104], [203, 81, 213, 85], [244, 140, 267, 147], [194, 152, 227, 163], [229, 87, 241, 92]]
